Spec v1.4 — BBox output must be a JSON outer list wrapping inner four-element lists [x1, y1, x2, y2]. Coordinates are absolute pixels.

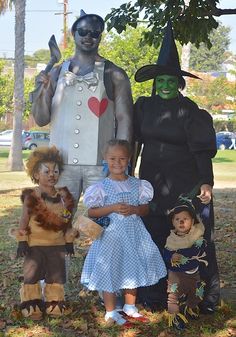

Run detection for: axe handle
[[44, 56, 58, 74], [131, 141, 142, 176], [29, 58, 57, 104]]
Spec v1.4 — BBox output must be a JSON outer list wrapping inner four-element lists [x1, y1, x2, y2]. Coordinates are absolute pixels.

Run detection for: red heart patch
[[88, 97, 108, 117]]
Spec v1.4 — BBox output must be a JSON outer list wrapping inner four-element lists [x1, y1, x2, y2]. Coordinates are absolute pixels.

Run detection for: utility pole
[[55, 0, 72, 49], [63, 0, 68, 49]]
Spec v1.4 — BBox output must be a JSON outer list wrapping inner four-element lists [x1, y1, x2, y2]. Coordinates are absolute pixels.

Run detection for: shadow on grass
[[213, 157, 234, 163], [0, 188, 25, 195], [0, 150, 9, 158]]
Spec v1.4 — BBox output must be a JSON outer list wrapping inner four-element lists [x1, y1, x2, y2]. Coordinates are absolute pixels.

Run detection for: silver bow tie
[[64, 71, 99, 92]]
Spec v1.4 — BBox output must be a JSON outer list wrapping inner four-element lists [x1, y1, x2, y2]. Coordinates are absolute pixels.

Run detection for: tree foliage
[[0, 60, 34, 120], [106, 0, 236, 48], [188, 75, 236, 112], [99, 26, 160, 100], [190, 23, 231, 71], [25, 49, 50, 68], [0, 0, 13, 13], [0, 60, 14, 117]]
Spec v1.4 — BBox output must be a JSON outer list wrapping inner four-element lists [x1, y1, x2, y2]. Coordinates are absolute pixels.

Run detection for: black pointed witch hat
[[167, 181, 203, 224], [71, 9, 105, 34], [135, 21, 200, 82]]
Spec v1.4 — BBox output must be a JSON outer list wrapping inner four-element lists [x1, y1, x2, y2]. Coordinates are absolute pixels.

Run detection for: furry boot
[[44, 283, 65, 317], [20, 283, 43, 320]]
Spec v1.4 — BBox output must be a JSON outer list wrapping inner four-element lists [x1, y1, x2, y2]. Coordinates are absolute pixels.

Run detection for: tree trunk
[[181, 42, 191, 71], [181, 42, 191, 95], [181, 0, 191, 95], [8, 0, 25, 171]]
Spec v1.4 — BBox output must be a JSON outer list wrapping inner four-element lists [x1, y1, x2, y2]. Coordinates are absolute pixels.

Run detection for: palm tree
[[0, 0, 26, 170]]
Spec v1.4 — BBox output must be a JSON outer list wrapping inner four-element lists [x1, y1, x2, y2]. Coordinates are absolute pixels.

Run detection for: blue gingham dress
[[81, 176, 167, 292]]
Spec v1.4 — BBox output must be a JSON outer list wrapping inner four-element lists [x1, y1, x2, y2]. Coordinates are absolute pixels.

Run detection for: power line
[[3, 9, 68, 12]]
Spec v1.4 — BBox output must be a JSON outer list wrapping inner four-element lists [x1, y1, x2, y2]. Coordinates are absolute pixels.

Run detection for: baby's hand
[[171, 253, 182, 263]]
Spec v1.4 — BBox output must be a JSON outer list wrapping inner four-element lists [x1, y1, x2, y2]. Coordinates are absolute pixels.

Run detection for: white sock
[[105, 310, 127, 325], [123, 304, 142, 317]]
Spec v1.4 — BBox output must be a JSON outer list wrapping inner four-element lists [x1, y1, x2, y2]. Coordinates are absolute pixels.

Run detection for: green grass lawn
[[213, 150, 236, 164], [213, 150, 236, 185], [0, 148, 33, 190]]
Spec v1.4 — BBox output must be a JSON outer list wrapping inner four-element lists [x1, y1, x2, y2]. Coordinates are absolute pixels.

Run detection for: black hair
[[178, 76, 186, 90], [103, 139, 132, 156]]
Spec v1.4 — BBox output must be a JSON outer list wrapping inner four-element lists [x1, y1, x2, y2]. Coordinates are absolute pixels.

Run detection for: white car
[[0, 130, 13, 146], [0, 130, 30, 147]]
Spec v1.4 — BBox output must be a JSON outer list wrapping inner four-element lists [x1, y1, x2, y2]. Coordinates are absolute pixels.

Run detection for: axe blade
[[48, 34, 61, 64], [29, 35, 61, 103]]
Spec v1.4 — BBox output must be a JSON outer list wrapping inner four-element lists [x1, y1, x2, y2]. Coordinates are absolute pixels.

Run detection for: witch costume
[[134, 21, 220, 313]]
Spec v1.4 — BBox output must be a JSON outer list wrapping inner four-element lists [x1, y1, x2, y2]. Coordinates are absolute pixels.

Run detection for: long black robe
[[134, 94, 220, 309]]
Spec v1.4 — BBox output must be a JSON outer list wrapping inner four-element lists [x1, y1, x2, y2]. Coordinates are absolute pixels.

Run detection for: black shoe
[[172, 315, 186, 331], [168, 313, 187, 331], [199, 303, 215, 315]]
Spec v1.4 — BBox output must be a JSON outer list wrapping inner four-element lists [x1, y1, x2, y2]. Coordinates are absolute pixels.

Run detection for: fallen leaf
[[0, 320, 6, 329]]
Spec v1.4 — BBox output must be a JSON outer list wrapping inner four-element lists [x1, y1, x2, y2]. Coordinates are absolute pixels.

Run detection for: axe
[[29, 35, 61, 103]]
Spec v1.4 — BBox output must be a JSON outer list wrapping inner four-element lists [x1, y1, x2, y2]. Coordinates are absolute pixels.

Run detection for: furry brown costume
[[14, 146, 78, 320], [21, 187, 74, 233]]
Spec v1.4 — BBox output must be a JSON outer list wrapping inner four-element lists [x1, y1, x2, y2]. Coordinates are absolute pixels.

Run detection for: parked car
[[0, 130, 13, 146], [216, 131, 234, 150], [0, 130, 30, 147], [23, 131, 50, 150]]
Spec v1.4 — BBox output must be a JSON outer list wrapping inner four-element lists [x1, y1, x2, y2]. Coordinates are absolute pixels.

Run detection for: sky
[[0, 0, 235, 59]]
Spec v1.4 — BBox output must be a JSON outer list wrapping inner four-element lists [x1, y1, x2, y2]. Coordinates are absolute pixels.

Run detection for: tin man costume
[[31, 10, 133, 205]]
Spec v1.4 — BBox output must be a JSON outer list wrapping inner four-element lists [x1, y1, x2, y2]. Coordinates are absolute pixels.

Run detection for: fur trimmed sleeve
[[58, 187, 74, 214], [20, 188, 35, 204]]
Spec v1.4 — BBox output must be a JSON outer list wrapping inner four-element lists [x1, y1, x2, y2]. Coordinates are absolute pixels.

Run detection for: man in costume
[[134, 21, 220, 314], [31, 10, 133, 205]]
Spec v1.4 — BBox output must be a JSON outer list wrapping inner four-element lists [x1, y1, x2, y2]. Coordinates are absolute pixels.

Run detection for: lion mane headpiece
[[25, 146, 63, 184]]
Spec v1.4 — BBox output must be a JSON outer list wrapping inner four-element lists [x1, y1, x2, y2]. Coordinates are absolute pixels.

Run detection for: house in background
[[206, 56, 236, 82]]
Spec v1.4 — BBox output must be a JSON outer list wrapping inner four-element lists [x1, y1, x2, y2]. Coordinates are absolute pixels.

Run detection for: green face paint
[[156, 75, 179, 99]]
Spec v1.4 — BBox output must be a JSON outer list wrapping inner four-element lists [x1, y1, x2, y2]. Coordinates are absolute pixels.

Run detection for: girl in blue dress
[[81, 139, 167, 327]]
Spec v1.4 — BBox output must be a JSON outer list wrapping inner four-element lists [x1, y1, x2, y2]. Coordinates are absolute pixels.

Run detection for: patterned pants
[[167, 270, 204, 314]]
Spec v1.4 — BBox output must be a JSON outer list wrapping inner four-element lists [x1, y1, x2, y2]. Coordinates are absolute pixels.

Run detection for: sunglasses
[[76, 28, 101, 39]]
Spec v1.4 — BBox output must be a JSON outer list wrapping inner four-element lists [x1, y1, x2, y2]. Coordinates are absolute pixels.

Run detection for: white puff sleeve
[[83, 183, 106, 208], [139, 179, 154, 204]]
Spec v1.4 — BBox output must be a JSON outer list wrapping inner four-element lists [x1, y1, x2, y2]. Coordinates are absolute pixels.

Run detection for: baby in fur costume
[[15, 146, 78, 320], [163, 196, 208, 331]]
